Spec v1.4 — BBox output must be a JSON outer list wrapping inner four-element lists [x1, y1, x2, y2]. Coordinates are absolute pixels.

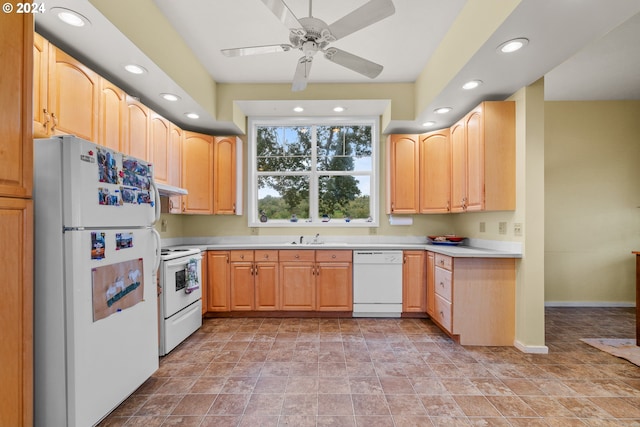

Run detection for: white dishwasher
[[352, 250, 403, 317]]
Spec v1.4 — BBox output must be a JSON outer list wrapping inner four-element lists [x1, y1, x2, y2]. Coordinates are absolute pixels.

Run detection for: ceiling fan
[[221, 0, 396, 91]]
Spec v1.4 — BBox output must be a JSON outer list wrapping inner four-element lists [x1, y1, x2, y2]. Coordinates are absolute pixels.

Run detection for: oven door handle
[[163, 253, 203, 269]]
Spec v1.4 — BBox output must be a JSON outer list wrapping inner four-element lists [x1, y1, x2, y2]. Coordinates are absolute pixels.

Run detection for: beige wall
[[545, 101, 640, 305]]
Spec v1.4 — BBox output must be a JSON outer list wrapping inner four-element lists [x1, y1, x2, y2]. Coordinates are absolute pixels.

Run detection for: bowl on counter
[[428, 235, 466, 245]]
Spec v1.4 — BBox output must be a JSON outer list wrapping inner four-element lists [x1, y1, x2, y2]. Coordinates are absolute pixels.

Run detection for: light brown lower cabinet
[[427, 251, 516, 346], [204, 249, 351, 313], [402, 251, 426, 313]]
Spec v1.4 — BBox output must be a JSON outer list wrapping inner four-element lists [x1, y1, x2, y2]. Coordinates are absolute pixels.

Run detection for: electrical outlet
[[479, 222, 486, 233], [498, 221, 507, 235], [250, 227, 258, 235], [160, 219, 167, 232], [514, 223, 523, 236], [369, 227, 377, 235]]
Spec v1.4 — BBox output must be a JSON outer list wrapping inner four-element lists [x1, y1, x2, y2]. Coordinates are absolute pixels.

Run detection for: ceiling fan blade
[[292, 57, 312, 92], [260, 0, 302, 30], [221, 44, 293, 57], [328, 0, 395, 40], [324, 48, 383, 78]]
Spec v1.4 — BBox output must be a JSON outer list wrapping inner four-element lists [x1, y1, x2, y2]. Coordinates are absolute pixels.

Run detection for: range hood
[[155, 182, 188, 196]]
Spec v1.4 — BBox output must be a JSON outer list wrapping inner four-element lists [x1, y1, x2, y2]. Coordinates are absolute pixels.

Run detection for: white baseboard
[[514, 340, 549, 354], [545, 301, 635, 308]]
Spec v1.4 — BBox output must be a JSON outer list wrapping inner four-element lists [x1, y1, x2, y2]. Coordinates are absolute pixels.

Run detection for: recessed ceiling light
[[462, 80, 482, 90], [498, 38, 529, 53], [333, 106, 345, 112], [185, 112, 199, 119], [293, 106, 304, 113], [422, 121, 436, 128], [52, 8, 90, 27], [161, 93, 180, 102], [124, 64, 147, 75], [434, 107, 452, 114]]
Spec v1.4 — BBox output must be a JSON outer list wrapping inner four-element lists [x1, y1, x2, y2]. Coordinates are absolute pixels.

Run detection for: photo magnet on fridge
[[91, 232, 106, 260]]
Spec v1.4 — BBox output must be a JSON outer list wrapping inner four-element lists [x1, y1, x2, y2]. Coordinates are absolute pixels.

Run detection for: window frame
[[247, 116, 379, 228]]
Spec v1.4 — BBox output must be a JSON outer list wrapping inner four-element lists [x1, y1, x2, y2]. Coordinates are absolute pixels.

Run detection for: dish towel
[[185, 258, 200, 294]]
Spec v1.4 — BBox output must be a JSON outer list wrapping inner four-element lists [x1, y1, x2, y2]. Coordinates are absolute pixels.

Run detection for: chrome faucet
[[300, 235, 304, 244]]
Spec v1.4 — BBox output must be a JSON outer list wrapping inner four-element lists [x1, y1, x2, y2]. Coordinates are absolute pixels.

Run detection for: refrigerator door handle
[[152, 228, 162, 273], [150, 180, 161, 225]]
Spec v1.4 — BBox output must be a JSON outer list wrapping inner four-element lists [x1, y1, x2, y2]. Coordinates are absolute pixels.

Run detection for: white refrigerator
[[34, 135, 162, 427]]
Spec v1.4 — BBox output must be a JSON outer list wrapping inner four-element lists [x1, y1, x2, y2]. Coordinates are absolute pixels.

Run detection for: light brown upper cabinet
[[99, 79, 126, 152], [125, 95, 150, 161], [212, 136, 237, 214], [46, 46, 100, 142], [167, 123, 183, 213], [149, 111, 170, 184], [386, 134, 420, 214], [419, 129, 451, 213], [182, 131, 214, 214], [450, 120, 467, 213], [33, 32, 49, 139], [451, 101, 516, 212]]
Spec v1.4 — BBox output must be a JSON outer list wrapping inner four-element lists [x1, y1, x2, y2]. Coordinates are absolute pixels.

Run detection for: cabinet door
[[207, 251, 230, 312], [182, 131, 214, 214], [419, 129, 450, 213], [48, 47, 99, 142], [402, 251, 426, 313], [449, 120, 466, 213], [280, 262, 315, 310], [201, 251, 208, 315], [0, 197, 33, 427], [149, 112, 170, 184], [0, 14, 32, 199], [167, 124, 183, 213], [33, 32, 49, 138], [213, 136, 237, 214], [125, 96, 149, 160], [230, 262, 255, 310], [316, 262, 352, 311], [426, 252, 435, 317], [465, 109, 484, 211], [255, 262, 279, 311], [98, 79, 126, 152], [387, 134, 419, 214]]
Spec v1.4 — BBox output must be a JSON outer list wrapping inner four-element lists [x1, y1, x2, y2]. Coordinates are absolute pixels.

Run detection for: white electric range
[[158, 248, 203, 356]]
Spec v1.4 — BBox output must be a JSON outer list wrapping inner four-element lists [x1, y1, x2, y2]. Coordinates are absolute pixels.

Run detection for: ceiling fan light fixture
[[161, 93, 180, 102], [498, 38, 529, 53], [124, 64, 147, 75], [462, 80, 482, 90], [434, 107, 452, 114], [185, 112, 199, 120], [53, 8, 90, 27]]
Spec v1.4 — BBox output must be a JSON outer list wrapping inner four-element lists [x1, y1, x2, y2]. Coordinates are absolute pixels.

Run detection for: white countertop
[[162, 236, 522, 258]]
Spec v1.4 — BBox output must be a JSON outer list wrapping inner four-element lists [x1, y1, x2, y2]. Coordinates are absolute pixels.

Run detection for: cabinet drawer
[[315, 250, 352, 262], [255, 250, 278, 262], [434, 293, 452, 332], [230, 250, 254, 262], [434, 266, 452, 301], [435, 253, 453, 271], [279, 250, 315, 262]]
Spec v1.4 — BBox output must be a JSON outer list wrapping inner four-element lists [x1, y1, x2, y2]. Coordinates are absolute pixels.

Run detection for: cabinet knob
[[51, 112, 58, 131], [295, 254, 299, 259], [331, 254, 336, 259], [240, 254, 244, 259]]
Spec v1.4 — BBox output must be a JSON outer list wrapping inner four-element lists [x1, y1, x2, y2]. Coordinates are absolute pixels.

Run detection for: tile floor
[[99, 307, 640, 426]]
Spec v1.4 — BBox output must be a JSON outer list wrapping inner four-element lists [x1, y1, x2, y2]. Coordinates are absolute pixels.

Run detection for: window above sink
[[247, 117, 379, 228]]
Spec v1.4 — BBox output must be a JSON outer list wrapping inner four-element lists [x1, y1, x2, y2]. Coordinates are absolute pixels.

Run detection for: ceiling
[[35, 0, 640, 135]]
